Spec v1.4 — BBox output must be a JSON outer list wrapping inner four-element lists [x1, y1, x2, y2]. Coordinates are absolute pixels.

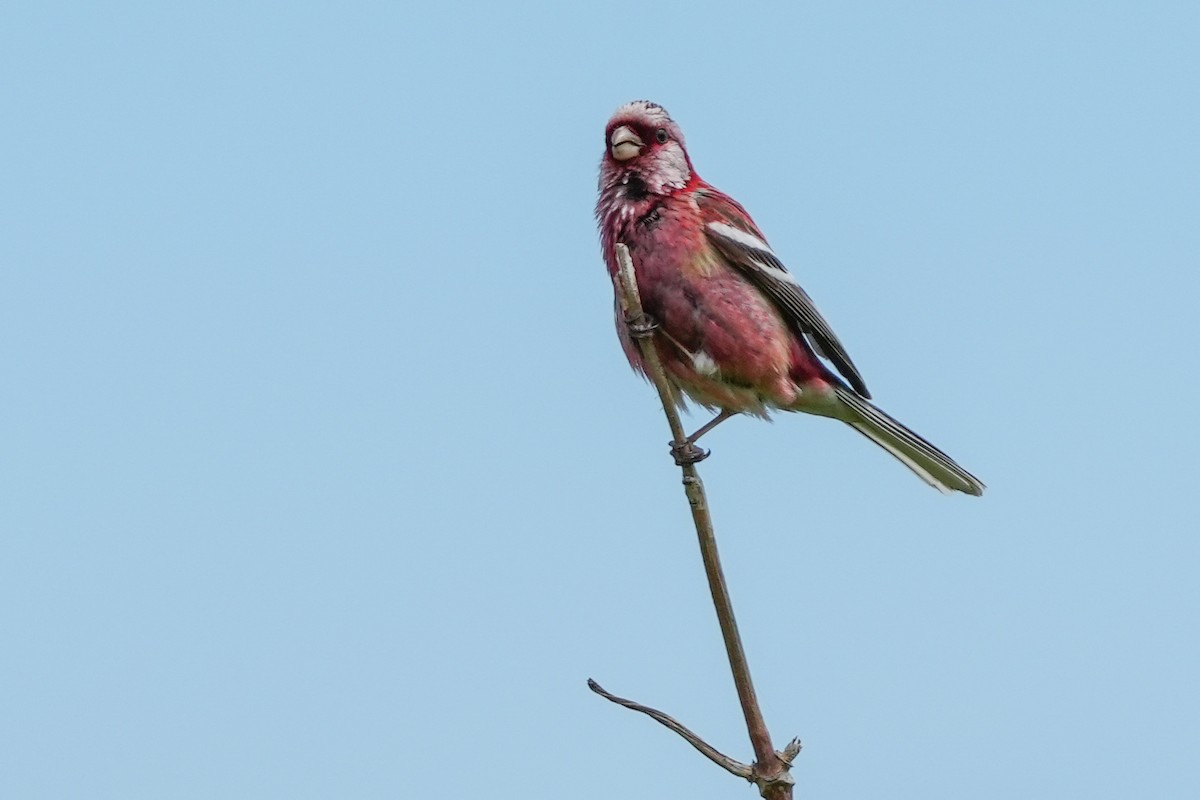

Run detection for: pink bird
[[596, 100, 984, 495]]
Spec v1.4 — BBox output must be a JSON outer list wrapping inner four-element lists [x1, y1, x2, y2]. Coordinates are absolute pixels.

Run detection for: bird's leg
[[669, 410, 737, 466], [619, 310, 709, 465], [622, 308, 733, 466], [687, 409, 737, 445]]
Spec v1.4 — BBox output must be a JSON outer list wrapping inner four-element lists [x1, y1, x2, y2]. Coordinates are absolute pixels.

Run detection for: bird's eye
[[655, 128, 669, 143]]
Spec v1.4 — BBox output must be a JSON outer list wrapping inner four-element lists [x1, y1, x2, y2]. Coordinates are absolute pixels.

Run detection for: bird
[[595, 100, 984, 495]]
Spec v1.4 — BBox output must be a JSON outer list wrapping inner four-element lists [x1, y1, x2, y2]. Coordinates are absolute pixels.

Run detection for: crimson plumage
[[596, 100, 984, 495]]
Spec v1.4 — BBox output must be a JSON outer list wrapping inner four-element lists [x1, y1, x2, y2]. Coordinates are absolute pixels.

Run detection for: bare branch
[[596, 244, 795, 799], [587, 679, 753, 781]]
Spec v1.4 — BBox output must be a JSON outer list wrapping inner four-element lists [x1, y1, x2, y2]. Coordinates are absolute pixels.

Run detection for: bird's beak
[[610, 125, 643, 161]]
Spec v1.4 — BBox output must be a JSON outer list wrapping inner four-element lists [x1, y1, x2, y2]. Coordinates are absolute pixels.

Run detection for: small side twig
[[591, 244, 798, 799], [587, 679, 753, 781]]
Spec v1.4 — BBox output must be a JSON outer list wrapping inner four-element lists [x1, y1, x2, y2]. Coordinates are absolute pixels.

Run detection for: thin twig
[[598, 243, 796, 799], [587, 679, 753, 781]]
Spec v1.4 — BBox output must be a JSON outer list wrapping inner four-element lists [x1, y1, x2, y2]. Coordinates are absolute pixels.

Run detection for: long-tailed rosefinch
[[596, 100, 984, 495]]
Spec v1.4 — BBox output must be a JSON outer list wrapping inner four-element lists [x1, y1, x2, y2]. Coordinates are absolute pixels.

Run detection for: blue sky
[[2, 2, 1198, 798]]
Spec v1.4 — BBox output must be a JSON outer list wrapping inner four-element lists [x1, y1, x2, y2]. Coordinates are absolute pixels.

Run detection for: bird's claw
[[625, 312, 658, 340], [670, 440, 710, 466]]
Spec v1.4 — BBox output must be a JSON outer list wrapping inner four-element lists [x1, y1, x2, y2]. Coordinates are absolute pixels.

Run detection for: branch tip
[[779, 737, 802, 765]]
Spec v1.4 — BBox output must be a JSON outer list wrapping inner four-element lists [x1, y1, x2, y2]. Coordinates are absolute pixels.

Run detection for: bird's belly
[[640, 269, 800, 413]]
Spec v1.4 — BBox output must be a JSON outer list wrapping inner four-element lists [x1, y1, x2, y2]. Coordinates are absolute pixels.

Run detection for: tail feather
[[835, 387, 985, 496]]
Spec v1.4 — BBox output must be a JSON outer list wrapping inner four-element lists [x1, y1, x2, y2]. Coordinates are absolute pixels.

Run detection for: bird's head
[[600, 100, 693, 196]]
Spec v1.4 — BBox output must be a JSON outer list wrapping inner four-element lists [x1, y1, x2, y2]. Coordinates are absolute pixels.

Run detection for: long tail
[[834, 387, 985, 496]]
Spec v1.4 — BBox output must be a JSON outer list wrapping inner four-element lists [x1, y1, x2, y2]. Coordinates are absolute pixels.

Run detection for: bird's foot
[[625, 312, 658, 340], [669, 439, 710, 466]]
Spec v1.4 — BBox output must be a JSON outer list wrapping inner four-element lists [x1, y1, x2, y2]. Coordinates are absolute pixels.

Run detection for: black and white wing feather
[[704, 215, 871, 398]]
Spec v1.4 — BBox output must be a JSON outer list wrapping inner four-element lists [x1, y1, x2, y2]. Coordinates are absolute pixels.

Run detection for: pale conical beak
[[610, 125, 643, 161]]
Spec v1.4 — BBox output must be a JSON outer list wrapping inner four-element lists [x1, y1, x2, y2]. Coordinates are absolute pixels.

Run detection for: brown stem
[[606, 244, 795, 798]]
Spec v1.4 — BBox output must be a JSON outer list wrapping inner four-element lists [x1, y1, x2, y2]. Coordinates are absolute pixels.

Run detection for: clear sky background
[[3, 2, 1198, 798]]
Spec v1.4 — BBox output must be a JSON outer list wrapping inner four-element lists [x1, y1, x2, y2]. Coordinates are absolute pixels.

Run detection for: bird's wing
[[697, 187, 871, 398]]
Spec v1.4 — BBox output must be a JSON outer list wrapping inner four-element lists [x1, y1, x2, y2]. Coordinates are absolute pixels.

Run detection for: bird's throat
[[620, 173, 649, 201]]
